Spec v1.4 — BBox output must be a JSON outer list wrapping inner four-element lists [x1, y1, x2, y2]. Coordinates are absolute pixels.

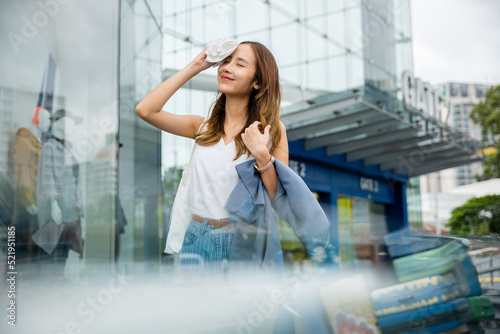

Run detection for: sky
[[411, 0, 500, 86]]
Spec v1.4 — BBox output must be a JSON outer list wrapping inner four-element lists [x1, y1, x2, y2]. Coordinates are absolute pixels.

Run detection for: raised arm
[[135, 47, 216, 139]]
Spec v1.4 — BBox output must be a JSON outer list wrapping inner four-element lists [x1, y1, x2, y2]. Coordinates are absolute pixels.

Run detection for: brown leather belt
[[192, 214, 231, 228]]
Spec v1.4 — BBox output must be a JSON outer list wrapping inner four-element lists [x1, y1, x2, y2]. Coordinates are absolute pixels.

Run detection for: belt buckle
[[212, 218, 221, 228]]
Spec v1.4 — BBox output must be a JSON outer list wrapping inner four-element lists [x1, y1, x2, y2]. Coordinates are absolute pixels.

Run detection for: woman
[[135, 41, 288, 272]]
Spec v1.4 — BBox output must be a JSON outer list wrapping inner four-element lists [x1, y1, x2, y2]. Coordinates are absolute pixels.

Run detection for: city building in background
[[421, 81, 492, 192], [0, 0, 483, 280], [420, 81, 493, 231]]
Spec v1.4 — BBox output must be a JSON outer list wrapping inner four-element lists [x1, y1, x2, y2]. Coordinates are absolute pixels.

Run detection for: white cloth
[[189, 125, 272, 219], [205, 37, 240, 67], [190, 138, 249, 219]]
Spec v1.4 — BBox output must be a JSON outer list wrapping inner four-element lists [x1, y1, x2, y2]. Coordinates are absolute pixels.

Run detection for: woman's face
[[217, 44, 260, 97]]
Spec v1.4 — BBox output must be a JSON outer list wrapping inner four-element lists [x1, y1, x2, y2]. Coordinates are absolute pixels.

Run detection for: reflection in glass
[[337, 195, 388, 268], [9, 109, 50, 279], [33, 110, 84, 282]]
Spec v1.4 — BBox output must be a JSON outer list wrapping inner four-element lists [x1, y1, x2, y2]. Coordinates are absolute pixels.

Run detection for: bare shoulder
[[277, 120, 288, 144], [279, 120, 287, 132], [272, 120, 289, 165]]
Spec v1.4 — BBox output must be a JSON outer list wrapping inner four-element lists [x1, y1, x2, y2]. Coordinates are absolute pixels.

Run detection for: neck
[[224, 95, 250, 128]]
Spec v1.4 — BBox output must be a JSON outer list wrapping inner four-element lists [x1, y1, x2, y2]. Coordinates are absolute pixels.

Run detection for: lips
[[221, 75, 234, 81]]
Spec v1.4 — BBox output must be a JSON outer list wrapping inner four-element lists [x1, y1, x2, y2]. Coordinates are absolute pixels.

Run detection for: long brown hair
[[195, 41, 282, 161]]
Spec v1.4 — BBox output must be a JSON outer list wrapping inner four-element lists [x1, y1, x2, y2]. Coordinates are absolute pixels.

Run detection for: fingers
[[244, 121, 259, 132], [244, 121, 271, 137], [198, 49, 208, 60], [193, 47, 216, 71], [253, 121, 263, 128], [200, 46, 210, 55], [197, 47, 212, 61], [264, 124, 271, 135]]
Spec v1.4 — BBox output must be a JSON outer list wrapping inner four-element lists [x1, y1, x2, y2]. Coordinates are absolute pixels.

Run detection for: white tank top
[[189, 121, 272, 219]]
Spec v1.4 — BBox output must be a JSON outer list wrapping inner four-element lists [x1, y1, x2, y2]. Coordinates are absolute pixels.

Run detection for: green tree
[[469, 85, 500, 180], [446, 195, 500, 235]]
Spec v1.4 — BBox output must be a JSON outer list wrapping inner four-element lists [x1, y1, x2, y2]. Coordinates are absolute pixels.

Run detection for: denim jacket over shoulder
[[223, 158, 332, 272]]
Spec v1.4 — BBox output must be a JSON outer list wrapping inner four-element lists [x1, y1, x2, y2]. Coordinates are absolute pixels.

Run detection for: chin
[[218, 85, 231, 95]]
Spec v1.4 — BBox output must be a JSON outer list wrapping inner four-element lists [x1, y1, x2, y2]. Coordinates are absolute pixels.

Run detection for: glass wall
[[406, 176, 422, 229], [160, 0, 413, 168], [0, 0, 415, 282], [118, 0, 163, 272], [0, 1, 120, 283]]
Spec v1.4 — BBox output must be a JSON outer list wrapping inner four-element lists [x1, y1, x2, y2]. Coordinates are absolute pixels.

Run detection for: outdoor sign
[[402, 70, 453, 124]]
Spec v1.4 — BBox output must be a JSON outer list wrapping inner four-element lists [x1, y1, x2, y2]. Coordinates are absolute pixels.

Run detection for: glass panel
[[327, 42, 345, 58], [346, 5, 363, 51], [235, 0, 267, 36], [407, 177, 422, 229], [190, 6, 207, 42], [327, 0, 347, 12], [280, 65, 301, 87], [349, 54, 365, 88], [329, 56, 348, 91], [306, 16, 325, 32], [306, 60, 328, 91], [305, 0, 326, 18], [170, 11, 190, 36], [305, 30, 328, 62], [271, 0, 298, 16], [271, 24, 300, 66], [119, 0, 163, 270], [327, 12, 347, 47], [239, 30, 267, 45], [203, 3, 234, 40], [270, 4, 294, 26], [0, 1, 119, 283]]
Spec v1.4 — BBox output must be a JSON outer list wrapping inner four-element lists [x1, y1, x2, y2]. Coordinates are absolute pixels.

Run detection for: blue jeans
[[179, 216, 237, 273]]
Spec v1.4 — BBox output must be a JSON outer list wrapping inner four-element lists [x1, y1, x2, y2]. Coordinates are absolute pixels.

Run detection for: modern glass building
[[0, 0, 482, 285]]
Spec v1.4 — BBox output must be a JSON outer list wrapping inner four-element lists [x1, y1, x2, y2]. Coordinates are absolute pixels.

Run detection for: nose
[[221, 60, 233, 73]]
